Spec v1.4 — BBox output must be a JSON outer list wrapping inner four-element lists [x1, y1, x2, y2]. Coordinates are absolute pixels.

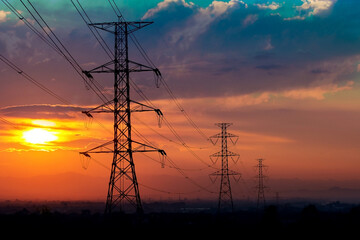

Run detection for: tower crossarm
[[82, 100, 115, 116], [89, 21, 153, 34], [81, 99, 162, 117], [84, 60, 115, 74], [128, 60, 160, 74], [210, 169, 240, 177], [226, 150, 239, 157], [79, 140, 114, 156], [209, 132, 239, 146], [209, 150, 239, 158], [79, 139, 166, 157], [130, 100, 162, 114], [131, 140, 166, 155], [227, 169, 241, 176], [83, 60, 160, 75], [209, 151, 221, 164]]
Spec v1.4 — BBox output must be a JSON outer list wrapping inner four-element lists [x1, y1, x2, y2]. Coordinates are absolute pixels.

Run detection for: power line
[[0, 54, 70, 105], [130, 76, 214, 170], [2, 0, 217, 201], [0, 116, 21, 129], [82, 2, 212, 171], [106, 1, 209, 142], [0, 51, 114, 140], [1, 0, 62, 55], [83, 150, 213, 196], [107, 0, 122, 18], [5, 0, 110, 104], [71, 0, 114, 60], [130, 33, 209, 141]]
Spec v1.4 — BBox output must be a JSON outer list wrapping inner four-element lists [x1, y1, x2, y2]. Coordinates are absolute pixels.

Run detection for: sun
[[22, 128, 58, 145]]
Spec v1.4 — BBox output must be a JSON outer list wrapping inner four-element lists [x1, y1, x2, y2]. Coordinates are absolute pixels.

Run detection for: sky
[[1, 0, 360, 202]]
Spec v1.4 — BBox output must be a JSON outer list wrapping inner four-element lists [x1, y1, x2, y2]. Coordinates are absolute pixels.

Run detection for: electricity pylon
[[209, 123, 240, 213], [256, 158, 267, 210], [80, 17, 165, 214]]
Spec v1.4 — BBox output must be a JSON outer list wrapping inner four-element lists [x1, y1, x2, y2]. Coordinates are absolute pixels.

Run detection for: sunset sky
[[1, 0, 360, 202]]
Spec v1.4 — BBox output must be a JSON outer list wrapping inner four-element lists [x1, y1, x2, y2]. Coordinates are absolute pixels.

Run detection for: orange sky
[[1, 0, 360, 202], [1, 86, 360, 201]]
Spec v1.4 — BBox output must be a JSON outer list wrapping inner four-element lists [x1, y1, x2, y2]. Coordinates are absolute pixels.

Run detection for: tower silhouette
[[209, 123, 240, 213], [80, 17, 165, 214], [256, 158, 267, 210]]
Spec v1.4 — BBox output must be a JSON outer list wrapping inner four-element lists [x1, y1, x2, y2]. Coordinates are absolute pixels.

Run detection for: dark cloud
[[0, 104, 86, 119], [311, 68, 330, 75], [134, 0, 360, 99], [255, 64, 284, 71], [1, 0, 360, 104]]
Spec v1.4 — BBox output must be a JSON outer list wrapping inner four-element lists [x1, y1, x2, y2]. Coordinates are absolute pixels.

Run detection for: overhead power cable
[[71, 0, 114, 60], [0, 116, 20, 129], [130, 33, 209, 142], [0, 54, 70, 105], [107, 0, 122, 18], [130, 78, 214, 169], [104, 1, 209, 141], [1, 0, 63, 56], [3, 0, 110, 104]]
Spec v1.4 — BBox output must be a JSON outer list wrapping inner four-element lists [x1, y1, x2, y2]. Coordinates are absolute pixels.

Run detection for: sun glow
[[22, 128, 58, 145], [32, 119, 56, 127]]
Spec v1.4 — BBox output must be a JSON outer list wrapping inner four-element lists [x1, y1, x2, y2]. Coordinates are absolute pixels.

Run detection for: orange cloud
[[281, 81, 354, 100], [0, 10, 10, 23]]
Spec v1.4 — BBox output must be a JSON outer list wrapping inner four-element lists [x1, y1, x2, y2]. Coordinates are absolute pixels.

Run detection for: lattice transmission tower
[[255, 158, 267, 210], [80, 17, 165, 214], [209, 123, 240, 213]]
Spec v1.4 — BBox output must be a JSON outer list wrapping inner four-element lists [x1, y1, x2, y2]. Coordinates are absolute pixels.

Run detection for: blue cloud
[[1, 0, 360, 101], [133, 0, 360, 98]]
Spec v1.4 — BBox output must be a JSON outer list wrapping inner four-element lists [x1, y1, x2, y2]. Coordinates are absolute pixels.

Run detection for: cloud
[[0, 10, 11, 23], [0, 104, 86, 119], [1, 0, 358, 108], [242, 14, 258, 27], [142, 0, 194, 19], [0, 104, 105, 152], [283, 15, 306, 21], [178, 80, 354, 112], [281, 81, 354, 100], [255, 2, 281, 10], [2, 145, 81, 153], [297, 0, 337, 15], [163, 80, 353, 113], [256, 64, 283, 70], [145, 0, 245, 49], [176, 0, 242, 43], [263, 36, 274, 50]]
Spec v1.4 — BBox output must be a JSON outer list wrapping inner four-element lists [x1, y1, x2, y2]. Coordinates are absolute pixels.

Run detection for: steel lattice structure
[[80, 18, 165, 214], [209, 123, 240, 213], [256, 158, 267, 210]]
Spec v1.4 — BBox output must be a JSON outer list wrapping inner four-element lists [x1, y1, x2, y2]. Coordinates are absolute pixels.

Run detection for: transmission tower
[[80, 17, 165, 214], [255, 158, 267, 210], [209, 123, 240, 213]]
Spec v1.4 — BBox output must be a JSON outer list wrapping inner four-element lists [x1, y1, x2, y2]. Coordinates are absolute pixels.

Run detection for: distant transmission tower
[[209, 123, 240, 213], [255, 158, 267, 210], [80, 17, 165, 214]]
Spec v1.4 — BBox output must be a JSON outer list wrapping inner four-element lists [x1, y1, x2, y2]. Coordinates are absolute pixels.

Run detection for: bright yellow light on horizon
[[22, 128, 58, 145], [32, 120, 56, 127]]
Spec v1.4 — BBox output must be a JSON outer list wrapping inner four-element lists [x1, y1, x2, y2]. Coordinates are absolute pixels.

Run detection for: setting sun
[[22, 128, 58, 145]]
